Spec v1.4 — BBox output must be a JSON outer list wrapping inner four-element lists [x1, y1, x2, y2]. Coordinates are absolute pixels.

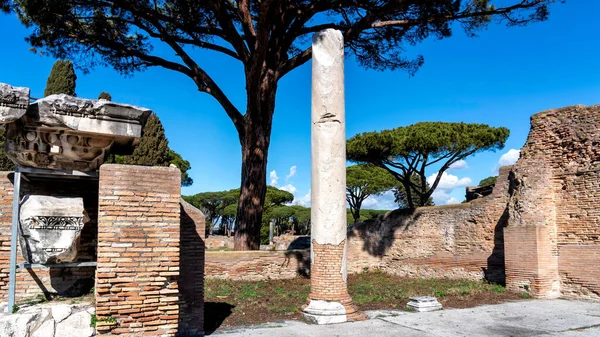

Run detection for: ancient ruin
[[303, 29, 360, 324], [0, 83, 150, 171], [0, 81, 206, 336], [19, 195, 89, 264]]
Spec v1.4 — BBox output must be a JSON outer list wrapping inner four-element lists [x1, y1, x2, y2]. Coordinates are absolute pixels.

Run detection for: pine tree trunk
[[233, 72, 277, 250]]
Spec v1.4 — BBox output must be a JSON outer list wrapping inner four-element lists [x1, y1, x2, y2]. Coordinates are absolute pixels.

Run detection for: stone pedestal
[[407, 296, 442, 312], [303, 29, 360, 324]]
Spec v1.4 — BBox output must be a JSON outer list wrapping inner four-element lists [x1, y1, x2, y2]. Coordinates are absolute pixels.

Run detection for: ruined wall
[[347, 166, 511, 283], [204, 168, 509, 283], [205, 250, 310, 281], [95, 165, 183, 336], [0, 172, 97, 301], [179, 199, 205, 335], [506, 105, 600, 299]]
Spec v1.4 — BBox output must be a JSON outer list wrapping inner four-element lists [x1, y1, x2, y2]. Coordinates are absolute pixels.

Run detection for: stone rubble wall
[[505, 104, 600, 299], [0, 303, 95, 337]]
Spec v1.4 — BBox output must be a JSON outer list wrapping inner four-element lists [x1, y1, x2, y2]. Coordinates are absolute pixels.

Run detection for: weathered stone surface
[[0, 83, 29, 124], [310, 28, 347, 247], [303, 300, 347, 324], [51, 304, 72, 323], [56, 310, 94, 337], [32, 94, 150, 138], [406, 296, 442, 312], [19, 195, 88, 264], [0, 82, 152, 171], [0, 303, 93, 337]]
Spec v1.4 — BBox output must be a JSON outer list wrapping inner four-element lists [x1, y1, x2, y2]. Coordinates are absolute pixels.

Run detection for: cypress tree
[[123, 113, 170, 166], [44, 60, 77, 97], [98, 92, 112, 100], [0, 129, 15, 171]]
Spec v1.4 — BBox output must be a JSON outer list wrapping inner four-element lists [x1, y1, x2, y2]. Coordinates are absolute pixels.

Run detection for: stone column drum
[[303, 29, 361, 324]]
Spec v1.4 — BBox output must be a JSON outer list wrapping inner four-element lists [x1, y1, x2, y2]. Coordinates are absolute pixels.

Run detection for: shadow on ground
[[204, 302, 236, 335]]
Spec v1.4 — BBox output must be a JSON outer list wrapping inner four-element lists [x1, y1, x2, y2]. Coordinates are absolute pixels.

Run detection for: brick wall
[[179, 199, 205, 335], [347, 165, 511, 284], [0, 172, 97, 301], [505, 104, 600, 299], [95, 164, 183, 336], [205, 168, 510, 284], [206, 249, 309, 281]]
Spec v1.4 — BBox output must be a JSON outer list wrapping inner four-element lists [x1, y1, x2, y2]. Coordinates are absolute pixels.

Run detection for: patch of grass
[[204, 273, 522, 330], [520, 293, 531, 299], [12, 304, 20, 313], [490, 284, 506, 293], [268, 305, 297, 313], [90, 314, 117, 327]]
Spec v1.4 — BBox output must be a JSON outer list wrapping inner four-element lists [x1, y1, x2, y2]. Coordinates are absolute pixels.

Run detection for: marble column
[[303, 29, 361, 324]]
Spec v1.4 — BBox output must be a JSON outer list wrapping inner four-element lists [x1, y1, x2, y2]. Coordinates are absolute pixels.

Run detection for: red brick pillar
[[505, 159, 560, 298], [0, 172, 14, 300], [95, 164, 182, 336]]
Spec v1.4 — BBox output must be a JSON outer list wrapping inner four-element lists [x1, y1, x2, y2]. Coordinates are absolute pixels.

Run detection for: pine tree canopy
[[347, 122, 509, 208]]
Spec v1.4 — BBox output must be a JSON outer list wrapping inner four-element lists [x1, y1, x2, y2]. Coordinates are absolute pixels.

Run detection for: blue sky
[[1, 1, 599, 208]]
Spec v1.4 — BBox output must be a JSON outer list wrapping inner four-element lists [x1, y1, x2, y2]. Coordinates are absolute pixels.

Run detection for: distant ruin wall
[[205, 168, 510, 283], [505, 105, 600, 299], [347, 166, 511, 283], [205, 250, 310, 281]]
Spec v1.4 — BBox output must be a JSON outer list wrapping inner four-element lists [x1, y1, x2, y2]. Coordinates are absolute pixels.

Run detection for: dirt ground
[[204, 272, 525, 332]]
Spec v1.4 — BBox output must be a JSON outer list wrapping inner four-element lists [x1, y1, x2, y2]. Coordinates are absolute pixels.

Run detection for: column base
[[303, 299, 347, 325]]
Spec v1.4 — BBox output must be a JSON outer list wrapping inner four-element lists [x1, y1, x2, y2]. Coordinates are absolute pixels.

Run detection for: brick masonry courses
[[505, 104, 600, 299], [95, 164, 205, 336], [205, 166, 510, 285]]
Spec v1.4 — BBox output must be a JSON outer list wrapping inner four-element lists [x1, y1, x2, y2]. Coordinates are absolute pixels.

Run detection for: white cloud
[[286, 166, 297, 182], [427, 171, 471, 205], [361, 190, 397, 210], [269, 170, 279, 186], [430, 189, 461, 205], [294, 190, 311, 207], [427, 171, 472, 190], [449, 160, 469, 171], [499, 149, 520, 167], [279, 184, 297, 195]]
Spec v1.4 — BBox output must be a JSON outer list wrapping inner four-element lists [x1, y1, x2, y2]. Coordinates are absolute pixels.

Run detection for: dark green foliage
[[346, 164, 395, 223], [186, 186, 293, 236], [98, 92, 112, 100], [105, 114, 192, 187], [346, 209, 389, 225], [0, 129, 15, 171], [168, 150, 193, 187], [393, 174, 434, 208], [347, 122, 509, 209], [123, 114, 170, 166], [44, 60, 76, 96], [479, 176, 498, 186]]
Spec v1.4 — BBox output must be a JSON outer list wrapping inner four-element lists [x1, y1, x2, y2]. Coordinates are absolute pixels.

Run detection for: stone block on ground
[[407, 296, 442, 312]]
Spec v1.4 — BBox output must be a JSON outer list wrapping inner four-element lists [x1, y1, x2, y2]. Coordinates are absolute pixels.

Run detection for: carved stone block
[[18, 195, 89, 264]]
